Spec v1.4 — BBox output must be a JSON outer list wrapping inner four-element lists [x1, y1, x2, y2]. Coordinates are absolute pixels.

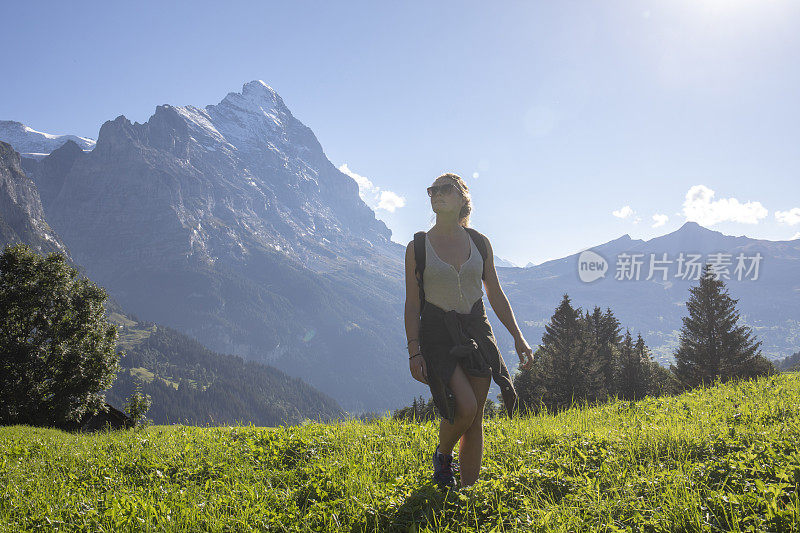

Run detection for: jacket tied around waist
[[419, 297, 519, 424]]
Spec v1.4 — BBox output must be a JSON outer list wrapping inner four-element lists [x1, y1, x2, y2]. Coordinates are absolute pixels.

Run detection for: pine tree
[[673, 263, 768, 388], [576, 313, 606, 402], [634, 333, 655, 397], [584, 306, 623, 397], [539, 294, 581, 410], [648, 362, 679, 397], [615, 330, 658, 401], [600, 308, 623, 392], [616, 330, 634, 399], [512, 346, 546, 415], [424, 396, 436, 421], [538, 294, 604, 411]]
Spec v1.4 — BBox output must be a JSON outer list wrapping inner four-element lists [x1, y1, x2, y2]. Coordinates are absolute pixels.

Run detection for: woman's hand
[[514, 334, 534, 371], [409, 353, 428, 384]]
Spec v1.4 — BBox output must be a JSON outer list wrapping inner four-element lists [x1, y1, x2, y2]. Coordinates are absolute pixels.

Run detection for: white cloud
[[775, 208, 800, 226], [632, 216, 642, 225], [339, 163, 405, 213], [792, 232, 800, 240], [652, 214, 669, 228], [613, 205, 634, 219], [377, 191, 405, 212], [682, 185, 768, 226]]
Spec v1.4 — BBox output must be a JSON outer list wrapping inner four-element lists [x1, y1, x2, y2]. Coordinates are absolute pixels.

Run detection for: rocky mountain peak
[[675, 220, 719, 235], [241, 80, 284, 104], [94, 115, 137, 153], [51, 139, 85, 158], [204, 80, 317, 155], [31, 79, 392, 271]]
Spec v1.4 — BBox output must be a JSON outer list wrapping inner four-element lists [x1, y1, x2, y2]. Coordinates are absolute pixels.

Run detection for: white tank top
[[423, 232, 484, 314]]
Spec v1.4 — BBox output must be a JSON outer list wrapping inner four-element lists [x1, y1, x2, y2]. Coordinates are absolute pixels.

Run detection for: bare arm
[[481, 235, 523, 340], [482, 234, 534, 370]]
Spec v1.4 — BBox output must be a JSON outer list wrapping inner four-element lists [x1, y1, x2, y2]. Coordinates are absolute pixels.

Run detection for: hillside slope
[[2, 373, 798, 531], [106, 316, 346, 426]]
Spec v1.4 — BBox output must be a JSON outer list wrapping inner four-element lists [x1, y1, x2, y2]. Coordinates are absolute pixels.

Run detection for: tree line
[[396, 263, 780, 422]]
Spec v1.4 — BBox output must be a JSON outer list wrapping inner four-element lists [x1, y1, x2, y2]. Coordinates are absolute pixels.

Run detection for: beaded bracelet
[[409, 352, 422, 360]]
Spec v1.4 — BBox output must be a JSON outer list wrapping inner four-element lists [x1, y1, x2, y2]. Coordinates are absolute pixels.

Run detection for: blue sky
[[2, 0, 799, 266]]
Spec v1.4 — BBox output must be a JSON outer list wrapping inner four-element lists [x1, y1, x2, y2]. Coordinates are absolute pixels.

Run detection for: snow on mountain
[[494, 256, 518, 268], [0, 120, 95, 159], [205, 80, 296, 152]]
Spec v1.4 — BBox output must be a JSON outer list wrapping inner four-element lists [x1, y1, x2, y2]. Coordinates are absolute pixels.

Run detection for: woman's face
[[429, 178, 464, 214]]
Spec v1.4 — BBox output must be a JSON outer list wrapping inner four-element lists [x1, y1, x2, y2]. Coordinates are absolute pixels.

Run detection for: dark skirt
[[419, 298, 497, 424]]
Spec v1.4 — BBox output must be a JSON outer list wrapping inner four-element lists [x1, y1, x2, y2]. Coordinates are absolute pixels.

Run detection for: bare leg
[[458, 373, 490, 487], [438, 362, 477, 455]]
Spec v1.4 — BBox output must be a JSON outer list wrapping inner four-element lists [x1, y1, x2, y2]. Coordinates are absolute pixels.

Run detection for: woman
[[404, 172, 535, 490]]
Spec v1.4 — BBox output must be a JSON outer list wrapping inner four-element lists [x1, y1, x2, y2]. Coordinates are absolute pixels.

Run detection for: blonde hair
[[429, 172, 472, 228]]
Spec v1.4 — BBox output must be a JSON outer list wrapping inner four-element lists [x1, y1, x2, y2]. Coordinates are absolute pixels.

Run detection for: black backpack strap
[[464, 227, 488, 280], [413, 231, 427, 314]]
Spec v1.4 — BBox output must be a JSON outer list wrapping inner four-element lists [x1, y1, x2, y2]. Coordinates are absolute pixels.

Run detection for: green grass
[[129, 367, 156, 383], [107, 312, 138, 328], [2, 374, 799, 532], [116, 323, 158, 351], [128, 368, 179, 390]]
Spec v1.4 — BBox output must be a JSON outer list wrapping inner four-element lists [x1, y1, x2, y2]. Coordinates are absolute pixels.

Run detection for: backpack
[[413, 227, 489, 315]]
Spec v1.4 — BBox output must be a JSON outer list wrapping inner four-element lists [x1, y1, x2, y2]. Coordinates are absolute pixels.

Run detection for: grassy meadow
[[1, 373, 799, 532]]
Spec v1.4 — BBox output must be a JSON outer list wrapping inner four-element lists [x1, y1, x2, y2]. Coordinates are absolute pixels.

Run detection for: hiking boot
[[432, 444, 457, 489]]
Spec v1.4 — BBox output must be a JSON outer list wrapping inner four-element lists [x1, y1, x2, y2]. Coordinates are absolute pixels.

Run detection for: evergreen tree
[[576, 314, 606, 402], [539, 294, 581, 410], [616, 332, 653, 401], [779, 351, 800, 372], [512, 346, 546, 415], [634, 333, 656, 397], [538, 294, 604, 411], [673, 263, 769, 388], [616, 330, 635, 400], [600, 308, 623, 394], [423, 396, 436, 421], [648, 362, 679, 397], [483, 398, 497, 419], [584, 306, 622, 397]]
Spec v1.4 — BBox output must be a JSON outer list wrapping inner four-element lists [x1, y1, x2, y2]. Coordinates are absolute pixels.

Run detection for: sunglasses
[[427, 183, 458, 197]]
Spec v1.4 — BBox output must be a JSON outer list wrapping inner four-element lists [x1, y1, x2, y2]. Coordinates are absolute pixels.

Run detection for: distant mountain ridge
[[494, 256, 517, 268], [0, 120, 95, 159], [494, 221, 800, 365]]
